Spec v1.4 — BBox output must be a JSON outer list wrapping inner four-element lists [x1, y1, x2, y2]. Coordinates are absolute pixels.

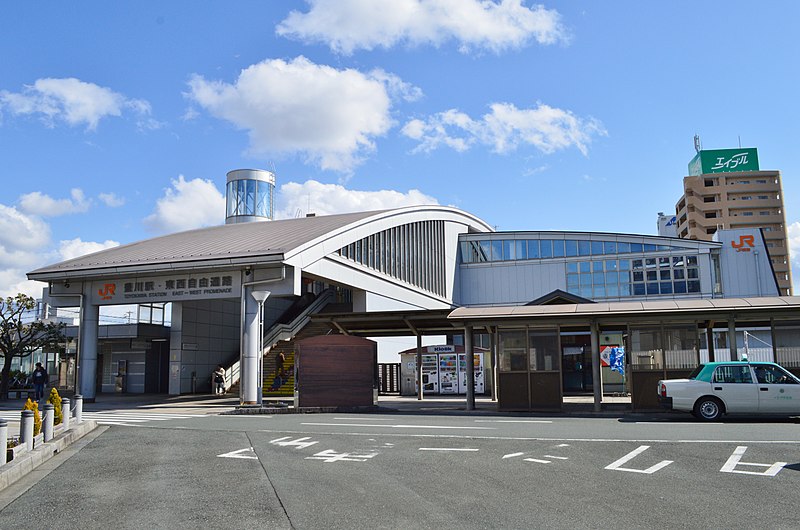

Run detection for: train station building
[[27, 169, 800, 411]]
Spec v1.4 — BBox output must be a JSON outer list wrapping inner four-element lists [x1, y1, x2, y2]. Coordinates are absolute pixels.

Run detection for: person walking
[[275, 351, 286, 376], [213, 365, 226, 395], [32, 362, 48, 400]]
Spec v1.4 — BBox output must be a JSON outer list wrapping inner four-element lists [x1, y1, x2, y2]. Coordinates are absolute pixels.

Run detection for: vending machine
[[414, 354, 440, 394], [457, 353, 484, 394], [438, 353, 459, 394]]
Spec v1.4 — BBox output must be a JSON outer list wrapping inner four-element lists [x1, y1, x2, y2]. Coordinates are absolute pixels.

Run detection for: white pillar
[[62, 398, 71, 430], [241, 288, 269, 405], [79, 298, 99, 400], [43, 403, 54, 442], [0, 419, 7, 465], [20, 410, 34, 450]]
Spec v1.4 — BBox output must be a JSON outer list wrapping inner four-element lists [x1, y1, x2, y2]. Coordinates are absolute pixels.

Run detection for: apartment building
[[675, 147, 792, 295]]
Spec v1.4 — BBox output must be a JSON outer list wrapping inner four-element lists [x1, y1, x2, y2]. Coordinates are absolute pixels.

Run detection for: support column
[[168, 302, 183, 396], [78, 297, 99, 401], [465, 325, 475, 411], [490, 328, 498, 402], [241, 288, 269, 405], [416, 334, 423, 401], [707, 321, 715, 363], [591, 321, 601, 412], [728, 317, 738, 361]]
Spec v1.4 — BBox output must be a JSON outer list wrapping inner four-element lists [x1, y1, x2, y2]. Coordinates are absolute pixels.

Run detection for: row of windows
[[337, 221, 446, 296], [460, 238, 693, 264], [566, 256, 703, 299]]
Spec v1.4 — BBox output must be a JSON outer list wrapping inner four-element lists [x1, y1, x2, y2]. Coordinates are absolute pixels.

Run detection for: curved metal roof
[[28, 206, 493, 280]]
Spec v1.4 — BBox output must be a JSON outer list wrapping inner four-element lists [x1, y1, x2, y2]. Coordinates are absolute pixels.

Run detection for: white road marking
[[269, 436, 319, 449], [333, 418, 394, 421], [256, 428, 800, 445], [503, 452, 525, 459], [556, 444, 570, 447], [217, 447, 258, 460], [720, 446, 787, 477], [419, 448, 479, 452], [543, 455, 569, 460], [475, 420, 552, 424], [524, 458, 551, 464], [306, 449, 378, 463], [301, 422, 495, 430], [605, 445, 673, 474]]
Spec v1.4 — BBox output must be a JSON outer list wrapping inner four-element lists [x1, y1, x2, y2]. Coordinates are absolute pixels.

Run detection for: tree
[[0, 294, 65, 400]]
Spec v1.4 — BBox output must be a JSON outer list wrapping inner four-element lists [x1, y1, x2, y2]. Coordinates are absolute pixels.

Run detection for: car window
[[687, 365, 705, 380], [754, 365, 798, 384], [712, 365, 753, 384]]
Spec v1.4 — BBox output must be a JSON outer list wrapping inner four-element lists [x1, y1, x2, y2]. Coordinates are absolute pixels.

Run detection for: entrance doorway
[[561, 331, 593, 394]]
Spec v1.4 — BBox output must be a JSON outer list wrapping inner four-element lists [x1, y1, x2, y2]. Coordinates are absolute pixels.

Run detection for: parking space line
[[524, 458, 551, 464], [475, 420, 553, 424], [301, 422, 495, 430]]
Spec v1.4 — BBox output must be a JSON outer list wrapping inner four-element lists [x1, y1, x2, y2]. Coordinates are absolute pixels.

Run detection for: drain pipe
[[240, 266, 286, 405]]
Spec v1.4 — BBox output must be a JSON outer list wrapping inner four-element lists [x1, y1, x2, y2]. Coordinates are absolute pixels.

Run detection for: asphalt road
[[2, 412, 799, 529]]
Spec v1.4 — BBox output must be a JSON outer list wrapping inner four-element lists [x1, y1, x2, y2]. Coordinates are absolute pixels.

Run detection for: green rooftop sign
[[688, 148, 759, 175]]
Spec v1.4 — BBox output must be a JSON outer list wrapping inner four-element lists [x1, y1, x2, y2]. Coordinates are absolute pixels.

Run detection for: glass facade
[[460, 234, 709, 302], [226, 178, 274, 219], [461, 238, 687, 264]]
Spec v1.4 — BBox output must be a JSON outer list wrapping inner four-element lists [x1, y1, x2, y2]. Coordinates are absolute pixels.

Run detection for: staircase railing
[[262, 288, 334, 353], [221, 288, 335, 390]]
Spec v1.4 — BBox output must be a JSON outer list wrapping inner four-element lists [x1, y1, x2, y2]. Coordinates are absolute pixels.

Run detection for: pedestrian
[[213, 365, 226, 395], [275, 351, 286, 376], [32, 362, 48, 400]]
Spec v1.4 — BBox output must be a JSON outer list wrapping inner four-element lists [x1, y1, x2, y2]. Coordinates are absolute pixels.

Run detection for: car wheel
[[693, 397, 723, 421]]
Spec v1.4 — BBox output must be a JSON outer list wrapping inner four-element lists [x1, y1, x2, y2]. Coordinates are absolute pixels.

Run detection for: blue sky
[[2, 0, 800, 299]]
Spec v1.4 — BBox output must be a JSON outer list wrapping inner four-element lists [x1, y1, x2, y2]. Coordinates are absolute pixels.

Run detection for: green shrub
[[47, 387, 63, 425], [22, 398, 42, 435]]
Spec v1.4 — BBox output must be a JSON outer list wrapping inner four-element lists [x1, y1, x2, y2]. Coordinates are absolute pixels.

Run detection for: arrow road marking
[[270, 436, 319, 450], [605, 445, 673, 474], [720, 446, 787, 477], [217, 447, 258, 460]]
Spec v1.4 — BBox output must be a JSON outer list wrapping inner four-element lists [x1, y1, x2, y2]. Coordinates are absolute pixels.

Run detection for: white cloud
[[0, 204, 51, 298], [275, 180, 439, 219], [0, 77, 154, 131], [277, 0, 568, 54], [58, 238, 120, 261], [402, 102, 606, 156], [144, 175, 225, 233], [98, 192, 125, 207], [18, 188, 91, 217], [187, 56, 411, 172]]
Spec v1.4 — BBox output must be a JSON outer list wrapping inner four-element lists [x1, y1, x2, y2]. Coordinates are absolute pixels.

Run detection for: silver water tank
[[225, 169, 276, 224]]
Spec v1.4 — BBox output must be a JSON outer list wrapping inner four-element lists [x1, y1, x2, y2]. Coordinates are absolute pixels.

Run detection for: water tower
[[225, 169, 275, 224]]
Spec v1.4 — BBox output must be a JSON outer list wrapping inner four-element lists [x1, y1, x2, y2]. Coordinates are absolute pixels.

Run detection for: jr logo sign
[[98, 283, 116, 300], [731, 235, 755, 252]]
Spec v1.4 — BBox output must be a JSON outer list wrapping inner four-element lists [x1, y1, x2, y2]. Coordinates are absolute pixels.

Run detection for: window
[[753, 365, 799, 384], [740, 196, 752, 200], [578, 240, 591, 256], [552, 239, 565, 257], [503, 240, 515, 261], [759, 211, 770, 216], [712, 365, 753, 384], [742, 212, 754, 216], [591, 241, 604, 255], [515, 240, 527, 260], [757, 195, 769, 200], [565, 240, 577, 257], [528, 240, 540, 259], [529, 329, 559, 371], [540, 240, 553, 258], [499, 331, 527, 372]]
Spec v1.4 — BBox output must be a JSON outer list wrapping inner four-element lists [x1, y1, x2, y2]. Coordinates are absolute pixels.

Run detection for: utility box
[[296, 335, 377, 408]]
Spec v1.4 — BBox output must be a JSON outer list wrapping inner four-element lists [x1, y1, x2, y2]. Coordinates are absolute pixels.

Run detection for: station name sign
[[91, 272, 241, 305], [688, 148, 759, 176]]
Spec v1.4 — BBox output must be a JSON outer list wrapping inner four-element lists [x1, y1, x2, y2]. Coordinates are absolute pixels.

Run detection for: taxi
[[657, 360, 800, 421]]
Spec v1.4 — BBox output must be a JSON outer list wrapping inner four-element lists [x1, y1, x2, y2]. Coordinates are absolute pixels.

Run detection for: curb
[[0, 421, 98, 492]]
